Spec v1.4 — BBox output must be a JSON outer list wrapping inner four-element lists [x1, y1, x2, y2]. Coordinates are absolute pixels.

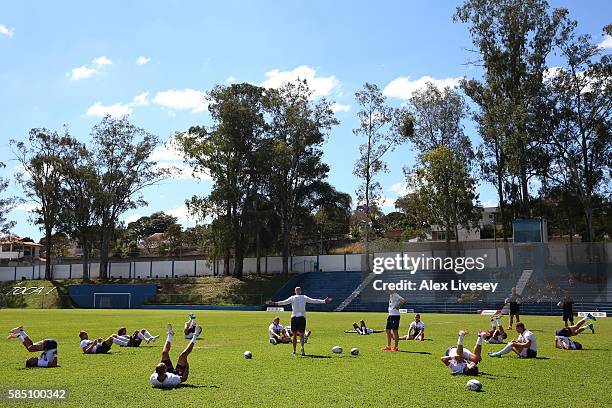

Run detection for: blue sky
[[1, 1, 610, 240]]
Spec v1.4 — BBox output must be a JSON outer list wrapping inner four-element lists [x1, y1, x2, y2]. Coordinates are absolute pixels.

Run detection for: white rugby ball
[[350, 348, 359, 356], [244, 350, 252, 359], [331, 346, 343, 354], [466, 379, 482, 391]]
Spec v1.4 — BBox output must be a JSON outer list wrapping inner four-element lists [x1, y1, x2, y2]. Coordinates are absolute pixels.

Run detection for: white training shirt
[[150, 372, 182, 388], [518, 329, 537, 352], [410, 321, 425, 333], [276, 295, 326, 318], [80, 339, 97, 353], [388, 293, 403, 316], [447, 346, 471, 374], [37, 348, 57, 367], [269, 323, 284, 339], [556, 336, 576, 350]]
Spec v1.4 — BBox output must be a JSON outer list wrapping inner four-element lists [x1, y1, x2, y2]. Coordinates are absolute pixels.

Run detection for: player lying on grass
[[555, 313, 596, 338], [399, 313, 425, 340], [266, 286, 332, 355], [487, 322, 537, 358], [117, 327, 160, 347], [348, 319, 382, 335], [440, 330, 481, 375], [79, 330, 121, 354], [7, 326, 58, 368], [479, 315, 507, 344], [383, 290, 405, 351], [269, 316, 292, 345], [184, 313, 198, 339], [151, 323, 202, 388], [555, 336, 583, 350]]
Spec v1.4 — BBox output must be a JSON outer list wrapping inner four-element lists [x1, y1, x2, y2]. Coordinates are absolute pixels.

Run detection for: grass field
[[1, 310, 610, 407]]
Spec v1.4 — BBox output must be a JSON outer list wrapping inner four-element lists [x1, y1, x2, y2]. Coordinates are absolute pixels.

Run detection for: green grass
[[1, 310, 610, 407]]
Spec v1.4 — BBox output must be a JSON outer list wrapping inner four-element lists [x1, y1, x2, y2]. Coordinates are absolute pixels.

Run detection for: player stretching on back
[[79, 330, 121, 354], [266, 286, 332, 356], [479, 315, 507, 344], [488, 322, 537, 358], [555, 313, 596, 338], [399, 313, 425, 341], [117, 327, 160, 347], [184, 313, 198, 339], [383, 290, 405, 351], [151, 323, 202, 388], [7, 326, 58, 368], [440, 330, 482, 375]]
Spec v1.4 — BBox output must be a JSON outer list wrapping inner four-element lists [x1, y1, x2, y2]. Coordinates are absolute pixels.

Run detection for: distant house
[[0, 236, 42, 263], [427, 206, 501, 242]]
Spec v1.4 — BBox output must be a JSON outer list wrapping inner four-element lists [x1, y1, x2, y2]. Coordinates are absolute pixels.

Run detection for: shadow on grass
[[585, 348, 609, 351], [396, 350, 432, 355], [18, 365, 62, 370], [301, 354, 333, 359], [533, 357, 550, 360], [178, 384, 220, 389], [478, 371, 517, 379]]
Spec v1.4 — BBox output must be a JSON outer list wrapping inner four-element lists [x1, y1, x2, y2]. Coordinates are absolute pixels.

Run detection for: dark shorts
[[562, 312, 574, 321], [291, 317, 307, 333], [186, 326, 196, 334], [43, 339, 58, 351], [386, 315, 400, 330], [161, 359, 186, 377], [127, 333, 142, 347], [522, 349, 537, 358], [556, 328, 572, 337], [509, 303, 520, 315], [96, 341, 111, 354]]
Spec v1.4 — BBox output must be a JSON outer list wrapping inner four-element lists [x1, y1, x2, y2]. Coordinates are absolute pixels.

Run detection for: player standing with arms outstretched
[[383, 290, 405, 351]]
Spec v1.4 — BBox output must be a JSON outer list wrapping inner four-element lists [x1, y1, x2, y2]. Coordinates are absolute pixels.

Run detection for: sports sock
[[496, 319, 502, 327], [457, 334, 464, 345], [190, 335, 197, 344], [476, 335, 483, 346], [166, 333, 173, 343], [189, 318, 196, 328], [137, 332, 145, 340], [495, 343, 514, 356], [18, 330, 28, 343], [113, 337, 128, 346], [490, 321, 496, 329]]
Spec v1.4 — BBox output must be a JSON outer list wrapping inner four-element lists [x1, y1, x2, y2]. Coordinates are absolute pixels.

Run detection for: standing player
[[117, 327, 160, 347], [79, 330, 119, 354], [440, 330, 482, 375], [400, 313, 425, 341], [383, 290, 405, 351], [151, 323, 202, 388], [505, 287, 522, 330], [7, 326, 58, 368], [487, 322, 537, 358], [265, 287, 332, 355], [556, 294, 574, 327]]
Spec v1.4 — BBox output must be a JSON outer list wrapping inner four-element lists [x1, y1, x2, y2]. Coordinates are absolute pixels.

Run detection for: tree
[[57, 139, 100, 280], [353, 83, 413, 271], [92, 116, 167, 279], [0, 162, 18, 236], [126, 212, 178, 244], [544, 22, 612, 241], [405, 146, 481, 243], [266, 80, 339, 274], [455, 0, 565, 220], [177, 83, 269, 277], [11, 129, 73, 279]]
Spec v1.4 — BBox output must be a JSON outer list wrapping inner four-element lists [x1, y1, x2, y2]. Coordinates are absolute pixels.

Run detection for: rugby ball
[[466, 379, 482, 391], [331, 346, 343, 354], [243, 350, 252, 359], [350, 348, 359, 356]]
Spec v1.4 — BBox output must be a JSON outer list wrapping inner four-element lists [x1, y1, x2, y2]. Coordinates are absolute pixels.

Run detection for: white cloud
[[132, 91, 150, 106], [125, 214, 142, 224], [93, 56, 112, 66], [481, 200, 498, 208], [12, 202, 38, 212], [598, 35, 612, 50], [389, 182, 412, 197], [153, 89, 208, 113], [0, 24, 14, 38], [166, 204, 197, 227], [544, 66, 563, 82], [151, 137, 211, 182], [136, 56, 151, 65], [261, 65, 339, 98], [226, 75, 237, 83], [86, 102, 133, 118], [331, 102, 351, 113], [70, 65, 98, 80], [379, 196, 397, 211], [383, 75, 462, 100]]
